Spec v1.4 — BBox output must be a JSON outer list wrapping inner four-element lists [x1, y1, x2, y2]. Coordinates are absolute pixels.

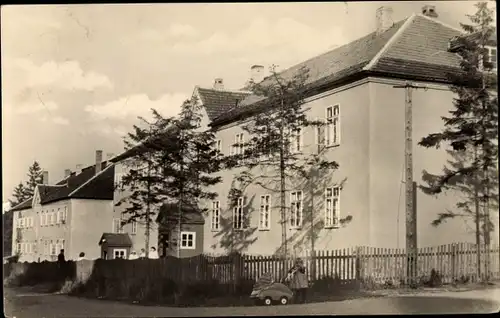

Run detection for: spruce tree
[[24, 161, 43, 198], [419, 2, 497, 280], [10, 183, 29, 207]]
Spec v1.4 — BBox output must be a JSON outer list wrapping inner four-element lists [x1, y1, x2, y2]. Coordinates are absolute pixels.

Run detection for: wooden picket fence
[[7, 243, 499, 290], [239, 243, 500, 285]]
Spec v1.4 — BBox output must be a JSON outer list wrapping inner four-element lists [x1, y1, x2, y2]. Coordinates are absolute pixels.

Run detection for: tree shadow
[[274, 170, 353, 256], [211, 193, 258, 254]]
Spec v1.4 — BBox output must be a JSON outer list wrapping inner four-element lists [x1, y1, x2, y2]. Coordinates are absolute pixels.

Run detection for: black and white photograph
[[2, 1, 499, 316]]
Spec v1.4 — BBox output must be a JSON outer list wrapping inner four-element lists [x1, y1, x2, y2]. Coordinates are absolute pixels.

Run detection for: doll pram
[[250, 272, 294, 306]]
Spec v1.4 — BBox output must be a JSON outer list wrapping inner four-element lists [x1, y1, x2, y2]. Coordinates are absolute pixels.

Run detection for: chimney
[[213, 78, 224, 90], [95, 150, 103, 175], [64, 169, 71, 178], [250, 65, 265, 84], [422, 5, 438, 18], [376, 6, 394, 35], [42, 171, 49, 185], [76, 164, 83, 174]]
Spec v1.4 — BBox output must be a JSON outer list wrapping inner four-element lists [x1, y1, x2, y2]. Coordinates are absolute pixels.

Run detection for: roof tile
[[197, 88, 251, 121]]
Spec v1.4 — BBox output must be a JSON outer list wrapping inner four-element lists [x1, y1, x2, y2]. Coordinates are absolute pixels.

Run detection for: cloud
[[51, 116, 70, 126], [40, 115, 70, 126], [15, 100, 59, 115], [2, 58, 114, 113], [84, 93, 189, 121], [169, 23, 199, 37], [136, 23, 199, 42], [86, 125, 127, 137], [170, 17, 346, 59], [9, 58, 113, 91]]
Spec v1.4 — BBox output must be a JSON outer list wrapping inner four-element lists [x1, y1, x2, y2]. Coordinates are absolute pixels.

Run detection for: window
[[50, 212, 55, 225], [289, 127, 303, 153], [259, 195, 271, 230], [211, 201, 220, 231], [44, 241, 49, 255], [326, 105, 340, 146], [30, 217, 34, 228], [57, 208, 61, 224], [113, 248, 127, 259], [56, 239, 65, 252], [61, 207, 67, 223], [260, 126, 271, 160], [290, 191, 303, 228], [231, 133, 245, 158], [131, 221, 137, 234], [50, 242, 57, 256], [325, 187, 340, 228], [113, 218, 124, 233], [215, 140, 222, 154], [115, 172, 125, 192], [486, 46, 497, 71], [233, 197, 245, 230], [19, 218, 25, 228], [16, 243, 21, 254], [180, 232, 196, 249]]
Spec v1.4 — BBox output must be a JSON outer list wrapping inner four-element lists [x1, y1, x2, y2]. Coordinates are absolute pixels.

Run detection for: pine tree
[[117, 98, 223, 258], [24, 161, 43, 198], [228, 65, 341, 257], [419, 2, 498, 280], [115, 116, 170, 258], [149, 98, 222, 257]]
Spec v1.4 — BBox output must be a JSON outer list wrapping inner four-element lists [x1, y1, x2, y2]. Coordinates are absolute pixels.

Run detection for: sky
[[1, 1, 493, 200]]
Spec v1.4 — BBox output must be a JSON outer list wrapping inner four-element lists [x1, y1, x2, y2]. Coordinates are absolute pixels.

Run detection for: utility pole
[[393, 81, 426, 286]]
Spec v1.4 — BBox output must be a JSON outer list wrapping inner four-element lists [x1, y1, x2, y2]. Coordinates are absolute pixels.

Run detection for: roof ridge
[[67, 163, 114, 198], [197, 87, 252, 94], [67, 163, 115, 198], [416, 13, 463, 33], [363, 14, 416, 71]]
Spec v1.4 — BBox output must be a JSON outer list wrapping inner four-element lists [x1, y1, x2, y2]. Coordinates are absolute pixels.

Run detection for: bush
[[426, 269, 443, 287]]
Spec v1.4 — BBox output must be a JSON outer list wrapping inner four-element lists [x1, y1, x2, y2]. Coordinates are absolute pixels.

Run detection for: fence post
[[451, 243, 457, 283], [310, 250, 316, 282], [355, 246, 362, 282], [232, 252, 243, 292]]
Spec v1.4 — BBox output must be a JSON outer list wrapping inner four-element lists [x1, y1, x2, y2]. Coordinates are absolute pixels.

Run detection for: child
[[287, 258, 309, 303]]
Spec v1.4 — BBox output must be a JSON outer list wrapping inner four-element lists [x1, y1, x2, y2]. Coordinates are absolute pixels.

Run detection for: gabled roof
[[98, 233, 133, 247], [10, 162, 115, 212], [368, 14, 462, 78], [208, 14, 467, 127], [195, 87, 251, 121]]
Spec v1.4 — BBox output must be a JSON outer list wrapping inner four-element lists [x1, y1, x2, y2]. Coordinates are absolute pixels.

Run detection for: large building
[[187, 5, 499, 255], [10, 150, 116, 262]]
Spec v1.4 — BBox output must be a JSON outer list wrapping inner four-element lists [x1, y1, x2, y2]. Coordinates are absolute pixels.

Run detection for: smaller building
[[10, 150, 115, 262], [98, 233, 133, 259], [157, 203, 205, 258]]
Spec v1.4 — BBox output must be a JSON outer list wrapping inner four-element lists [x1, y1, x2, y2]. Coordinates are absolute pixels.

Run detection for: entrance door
[[113, 248, 127, 259]]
